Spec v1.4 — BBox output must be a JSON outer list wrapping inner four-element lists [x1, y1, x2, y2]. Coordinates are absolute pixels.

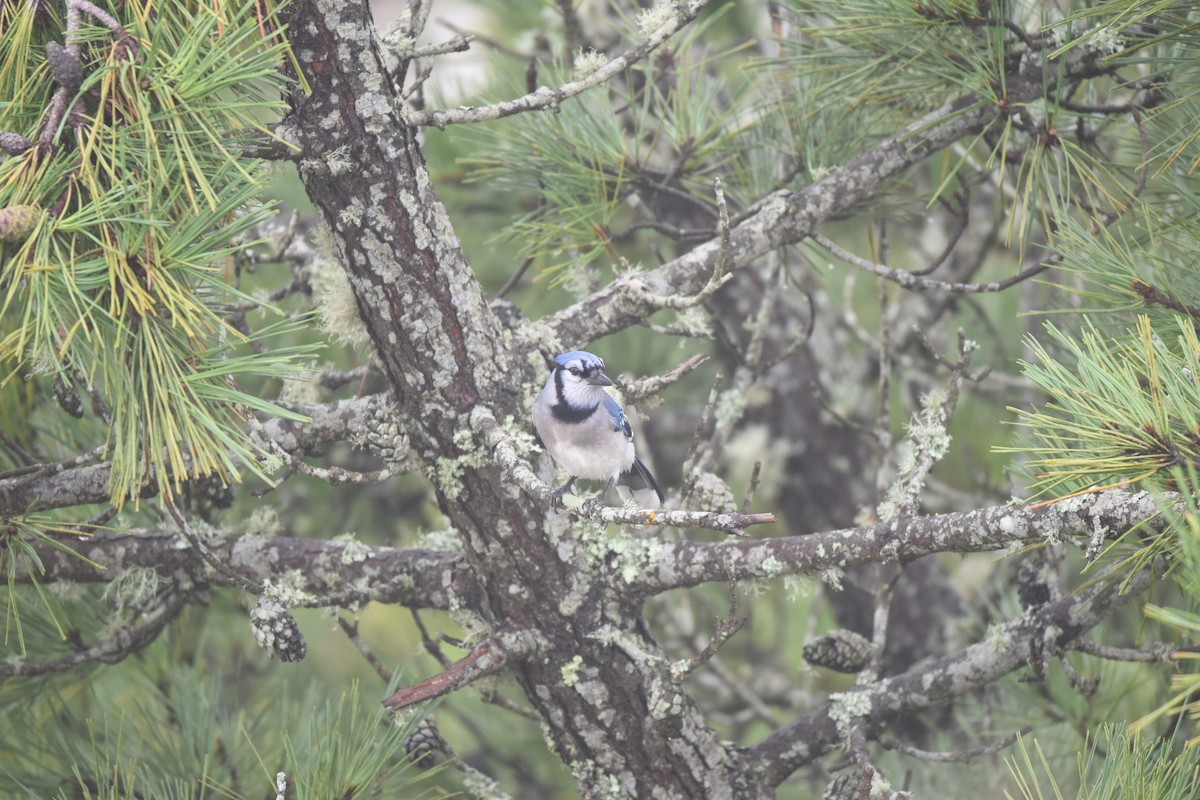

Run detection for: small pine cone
[[403, 717, 449, 768], [45, 42, 84, 93], [803, 629, 872, 674], [0, 205, 40, 243], [192, 473, 234, 512], [251, 597, 307, 662], [54, 375, 84, 418], [0, 132, 33, 157]]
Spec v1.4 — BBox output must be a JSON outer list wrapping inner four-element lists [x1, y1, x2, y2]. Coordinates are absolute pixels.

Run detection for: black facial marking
[[552, 364, 599, 423]]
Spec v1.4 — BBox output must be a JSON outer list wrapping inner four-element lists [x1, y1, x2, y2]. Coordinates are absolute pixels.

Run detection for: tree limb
[[634, 489, 1166, 594], [540, 47, 1107, 347], [749, 561, 1156, 787], [0, 393, 394, 515], [20, 529, 474, 611]]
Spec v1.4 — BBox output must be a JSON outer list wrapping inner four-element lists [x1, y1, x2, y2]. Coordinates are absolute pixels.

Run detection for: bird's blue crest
[[554, 351, 604, 369]]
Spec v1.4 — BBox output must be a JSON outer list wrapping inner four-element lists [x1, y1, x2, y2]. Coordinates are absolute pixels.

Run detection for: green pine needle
[[0, 1, 316, 507]]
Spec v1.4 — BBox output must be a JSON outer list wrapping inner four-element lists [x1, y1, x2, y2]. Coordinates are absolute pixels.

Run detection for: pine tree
[[3, 1, 1200, 798]]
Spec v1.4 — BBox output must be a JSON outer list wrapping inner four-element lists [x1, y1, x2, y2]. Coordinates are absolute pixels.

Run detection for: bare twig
[[382, 626, 545, 711], [878, 727, 1032, 763], [164, 497, 264, 594], [672, 583, 746, 677], [337, 613, 392, 683], [811, 231, 1048, 294], [406, 1, 708, 128], [635, 178, 732, 311], [494, 255, 536, 300], [620, 353, 710, 402]]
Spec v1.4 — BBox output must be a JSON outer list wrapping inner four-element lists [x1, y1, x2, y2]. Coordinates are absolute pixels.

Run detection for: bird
[[532, 351, 664, 510]]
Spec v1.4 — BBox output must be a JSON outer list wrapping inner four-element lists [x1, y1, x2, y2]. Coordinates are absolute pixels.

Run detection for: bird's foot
[[549, 480, 576, 512]]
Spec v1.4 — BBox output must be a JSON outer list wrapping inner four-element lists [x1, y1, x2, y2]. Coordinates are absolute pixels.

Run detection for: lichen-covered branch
[[20, 529, 473, 611], [540, 46, 1109, 347], [0, 393, 394, 515], [402, 0, 707, 128], [382, 626, 546, 711], [634, 489, 1166, 593], [748, 562, 1156, 787]]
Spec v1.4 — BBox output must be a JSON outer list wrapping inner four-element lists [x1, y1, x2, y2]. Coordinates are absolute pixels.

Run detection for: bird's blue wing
[[601, 394, 633, 440]]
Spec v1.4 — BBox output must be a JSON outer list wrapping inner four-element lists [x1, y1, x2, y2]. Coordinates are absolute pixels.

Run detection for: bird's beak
[[588, 370, 614, 387]]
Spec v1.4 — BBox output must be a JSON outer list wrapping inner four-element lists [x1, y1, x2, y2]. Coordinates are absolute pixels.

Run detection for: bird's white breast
[[533, 395, 636, 481]]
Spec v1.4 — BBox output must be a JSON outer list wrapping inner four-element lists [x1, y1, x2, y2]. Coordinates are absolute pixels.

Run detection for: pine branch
[[404, 0, 708, 128], [0, 393, 395, 515], [634, 489, 1167, 593], [19, 528, 474, 612], [541, 41, 1111, 347], [749, 561, 1157, 788]]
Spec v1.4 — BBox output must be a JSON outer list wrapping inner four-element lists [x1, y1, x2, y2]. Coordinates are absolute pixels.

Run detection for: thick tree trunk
[[277, 3, 761, 796]]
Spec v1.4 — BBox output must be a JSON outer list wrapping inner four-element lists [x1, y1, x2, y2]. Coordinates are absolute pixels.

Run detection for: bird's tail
[[622, 457, 664, 508]]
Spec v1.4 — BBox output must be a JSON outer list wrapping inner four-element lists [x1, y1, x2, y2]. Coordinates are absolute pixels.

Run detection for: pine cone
[[0, 205, 40, 243], [803, 629, 872, 674], [0, 132, 33, 157], [45, 42, 84, 93], [250, 598, 307, 662], [403, 717, 449, 768], [54, 375, 84, 418]]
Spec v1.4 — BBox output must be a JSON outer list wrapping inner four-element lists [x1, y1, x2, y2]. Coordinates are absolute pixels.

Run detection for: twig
[[494, 255, 535, 300], [630, 177, 733, 311], [389, 34, 474, 60], [383, 626, 545, 711], [41, 0, 139, 147], [890, 330, 978, 518], [319, 365, 373, 390], [672, 583, 746, 677], [1057, 653, 1100, 696], [407, 0, 708, 128], [682, 255, 784, 501], [861, 568, 901, 683], [246, 413, 394, 485], [0, 431, 37, 467], [679, 370, 723, 481], [337, 613, 392, 683], [411, 609, 452, 668], [1101, 106, 1152, 227], [878, 727, 1032, 763], [165, 497, 264, 594], [1131, 279, 1200, 324], [6, 444, 109, 485], [740, 461, 763, 514], [1070, 639, 1181, 663], [558, 0, 585, 58], [811, 231, 1048, 294], [620, 353, 710, 402]]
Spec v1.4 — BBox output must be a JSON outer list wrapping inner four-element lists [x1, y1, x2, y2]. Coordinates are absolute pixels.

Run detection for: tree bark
[[277, 2, 755, 796]]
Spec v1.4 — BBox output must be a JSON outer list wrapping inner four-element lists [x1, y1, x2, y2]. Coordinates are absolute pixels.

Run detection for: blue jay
[[532, 351, 664, 509]]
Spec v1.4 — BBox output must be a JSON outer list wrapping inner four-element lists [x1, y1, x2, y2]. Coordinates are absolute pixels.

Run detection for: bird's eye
[[568, 367, 581, 376]]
